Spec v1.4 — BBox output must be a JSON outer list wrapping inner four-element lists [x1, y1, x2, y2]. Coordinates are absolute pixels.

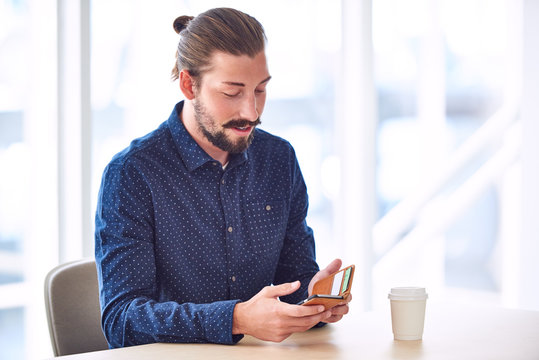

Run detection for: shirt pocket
[[242, 200, 287, 257]]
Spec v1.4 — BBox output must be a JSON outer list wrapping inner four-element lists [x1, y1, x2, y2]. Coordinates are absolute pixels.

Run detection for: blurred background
[[1, 0, 538, 358]]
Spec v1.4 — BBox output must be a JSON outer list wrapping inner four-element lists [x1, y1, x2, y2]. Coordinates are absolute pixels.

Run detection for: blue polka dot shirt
[[95, 101, 320, 347]]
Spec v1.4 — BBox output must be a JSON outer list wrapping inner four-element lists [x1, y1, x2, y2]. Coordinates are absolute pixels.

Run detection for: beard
[[193, 99, 261, 154]]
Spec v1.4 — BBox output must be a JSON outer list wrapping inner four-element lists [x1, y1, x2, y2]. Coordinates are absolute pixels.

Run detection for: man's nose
[[239, 94, 259, 121]]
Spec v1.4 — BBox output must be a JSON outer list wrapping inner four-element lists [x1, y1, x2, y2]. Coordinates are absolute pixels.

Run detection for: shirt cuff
[[203, 299, 243, 344]]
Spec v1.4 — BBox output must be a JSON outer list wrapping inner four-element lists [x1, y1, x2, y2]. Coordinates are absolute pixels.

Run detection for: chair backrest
[[44, 258, 109, 356]]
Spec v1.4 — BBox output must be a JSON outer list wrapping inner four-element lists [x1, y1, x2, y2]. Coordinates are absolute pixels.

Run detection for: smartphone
[[297, 264, 355, 309]]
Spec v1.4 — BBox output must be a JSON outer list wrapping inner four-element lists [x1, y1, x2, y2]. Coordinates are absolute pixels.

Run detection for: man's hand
[[308, 258, 351, 324], [232, 281, 332, 342]]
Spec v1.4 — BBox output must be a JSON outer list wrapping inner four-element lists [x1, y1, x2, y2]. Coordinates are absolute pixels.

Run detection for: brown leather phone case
[[301, 265, 355, 309]]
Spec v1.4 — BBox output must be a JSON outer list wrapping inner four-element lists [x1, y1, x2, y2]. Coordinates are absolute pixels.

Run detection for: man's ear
[[179, 70, 196, 100]]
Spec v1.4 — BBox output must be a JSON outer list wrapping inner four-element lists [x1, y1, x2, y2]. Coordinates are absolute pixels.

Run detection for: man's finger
[[323, 314, 344, 323], [263, 281, 301, 298], [285, 303, 326, 317], [329, 303, 349, 316], [287, 310, 332, 329]]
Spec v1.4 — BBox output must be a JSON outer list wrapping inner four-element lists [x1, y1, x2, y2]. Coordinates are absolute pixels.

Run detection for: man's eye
[[255, 89, 265, 94], [223, 92, 239, 98]]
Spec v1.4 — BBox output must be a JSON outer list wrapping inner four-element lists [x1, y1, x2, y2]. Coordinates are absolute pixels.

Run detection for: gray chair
[[44, 258, 109, 356]]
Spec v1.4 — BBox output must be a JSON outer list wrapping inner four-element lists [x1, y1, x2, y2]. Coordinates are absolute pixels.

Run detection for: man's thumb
[[323, 258, 342, 276]]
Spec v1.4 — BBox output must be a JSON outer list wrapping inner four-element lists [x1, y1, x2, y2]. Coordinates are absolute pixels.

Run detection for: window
[[372, 0, 519, 307], [0, 0, 58, 359]]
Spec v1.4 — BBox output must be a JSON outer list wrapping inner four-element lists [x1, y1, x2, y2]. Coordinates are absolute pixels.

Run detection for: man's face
[[192, 51, 271, 154]]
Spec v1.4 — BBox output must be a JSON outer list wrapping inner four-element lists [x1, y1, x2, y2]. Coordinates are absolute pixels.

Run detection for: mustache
[[223, 118, 262, 129]]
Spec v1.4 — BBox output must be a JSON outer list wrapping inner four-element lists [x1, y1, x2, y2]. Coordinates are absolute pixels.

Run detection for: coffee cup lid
[[388, 287, 428, 300]]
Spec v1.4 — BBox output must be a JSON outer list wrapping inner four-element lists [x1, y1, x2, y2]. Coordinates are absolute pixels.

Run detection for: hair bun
[[173, 16, 194, 34]]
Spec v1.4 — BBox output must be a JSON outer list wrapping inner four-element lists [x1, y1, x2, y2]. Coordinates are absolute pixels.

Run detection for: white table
[[48, 303, 539, 360]]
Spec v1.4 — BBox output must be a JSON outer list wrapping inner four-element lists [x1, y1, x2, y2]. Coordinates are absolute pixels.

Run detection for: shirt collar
[[167, 101, 249, 172]]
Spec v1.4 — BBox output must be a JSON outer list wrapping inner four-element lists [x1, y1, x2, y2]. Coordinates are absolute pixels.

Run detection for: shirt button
[[228, 226, 233, 233], [221, 179, 225, 185], [266, 205, 272, 211], [231, 276, 236, 282]]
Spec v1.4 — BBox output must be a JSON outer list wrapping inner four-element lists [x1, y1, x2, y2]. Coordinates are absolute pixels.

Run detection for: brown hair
[[171, 8, 266, 82]]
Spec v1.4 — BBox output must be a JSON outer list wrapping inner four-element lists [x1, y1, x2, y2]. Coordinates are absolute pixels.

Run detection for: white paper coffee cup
[[388, 287, 428, 340]]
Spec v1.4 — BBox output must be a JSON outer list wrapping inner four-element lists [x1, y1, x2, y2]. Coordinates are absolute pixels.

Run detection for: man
[[95, 7, 350, 348]]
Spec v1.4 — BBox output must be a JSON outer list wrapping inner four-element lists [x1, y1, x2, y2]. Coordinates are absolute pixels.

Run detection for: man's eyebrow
[[259, 76, 272, 85], [222, 76, 272, 87]]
